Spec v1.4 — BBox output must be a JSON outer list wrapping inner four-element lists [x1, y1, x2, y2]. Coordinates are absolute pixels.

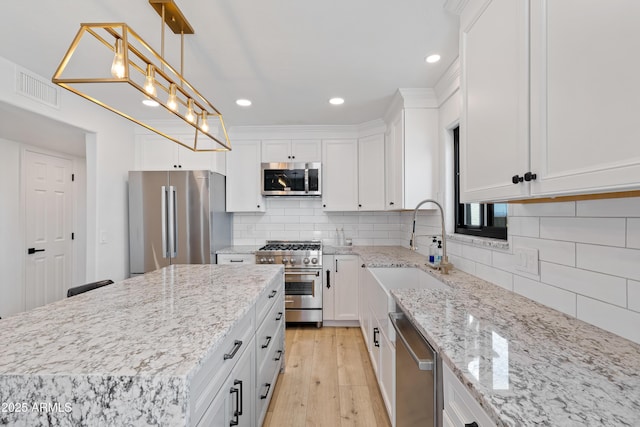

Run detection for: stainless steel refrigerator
[[128, 170, 231, 275]]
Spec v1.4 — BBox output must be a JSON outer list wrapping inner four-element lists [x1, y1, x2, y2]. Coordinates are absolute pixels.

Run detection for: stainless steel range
[[256, 240, 323, 327]]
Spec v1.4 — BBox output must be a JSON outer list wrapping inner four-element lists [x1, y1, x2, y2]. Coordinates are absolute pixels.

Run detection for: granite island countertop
[[0, 264, 283, 426], [352, 245, 640, 426]]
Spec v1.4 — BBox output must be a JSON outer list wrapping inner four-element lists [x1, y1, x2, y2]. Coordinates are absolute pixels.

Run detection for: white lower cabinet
[[443, 363, 496, 427], [199, 336, 255, 427], [323, 255, 359, 322], [192, 278, 284, 427], [217, 254, 256, 265], [360, 264, 395, 425]]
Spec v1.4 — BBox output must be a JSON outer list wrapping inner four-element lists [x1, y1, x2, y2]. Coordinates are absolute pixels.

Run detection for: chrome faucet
[[410, 199, 453, 274]]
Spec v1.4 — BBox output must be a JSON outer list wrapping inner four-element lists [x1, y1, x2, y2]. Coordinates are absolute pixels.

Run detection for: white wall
[[0, 56, 135, 316]]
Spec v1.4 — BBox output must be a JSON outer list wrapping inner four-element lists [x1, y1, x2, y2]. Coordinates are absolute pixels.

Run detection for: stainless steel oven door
[[284, 270, 322, 309]]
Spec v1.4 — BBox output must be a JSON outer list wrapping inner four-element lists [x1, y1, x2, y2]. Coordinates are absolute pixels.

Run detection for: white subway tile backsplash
[[447, 241, 463, 256], [629, 280, 640, 313], [358, 215, 390, 224], [513, 276, 577, 317], [540, 262, 627, 307], [284, 208, 315, 216], [507, 216, 540, 238], [511, 236, 576, 266], [576, 197, 640, 217], [461, 245, 492, 265], [577, 296, 640, 344], [576, 244, 640, 281], [510, 201, 575, 217], [448, 254, 476, 276], [540, 217, 626, 247], [270, 215, 298, 223], [474, 263, 513, 291], [628, 219, 640, 249]]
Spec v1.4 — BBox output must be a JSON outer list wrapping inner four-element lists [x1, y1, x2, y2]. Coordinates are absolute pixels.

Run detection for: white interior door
[[24, 149, 73, 310]]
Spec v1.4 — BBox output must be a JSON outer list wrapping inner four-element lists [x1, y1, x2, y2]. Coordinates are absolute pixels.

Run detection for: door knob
[[27, 248, 45, 255], [524, 171, 537, 181]]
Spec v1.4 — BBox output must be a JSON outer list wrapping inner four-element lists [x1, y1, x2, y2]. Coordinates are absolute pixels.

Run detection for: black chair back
[[67, 280, 114, 298]]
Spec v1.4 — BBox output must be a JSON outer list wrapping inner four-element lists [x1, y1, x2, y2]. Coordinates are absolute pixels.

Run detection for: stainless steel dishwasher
[[390, 311, 442, 427]]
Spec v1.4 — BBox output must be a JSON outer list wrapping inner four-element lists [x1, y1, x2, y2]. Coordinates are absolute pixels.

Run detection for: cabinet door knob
[[173, 165, 178, 168], [323, 204, 326, 208], [511, 174, 523, 184], [358, 204, 362, 208], [389, 202, 394, 205], [292, 155, 295, 159], [524, 171, 537, 181], [287, 156, 291, 159]]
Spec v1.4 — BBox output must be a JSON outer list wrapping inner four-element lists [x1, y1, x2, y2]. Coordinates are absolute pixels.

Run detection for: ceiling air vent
[[15, 66, 60, 109]]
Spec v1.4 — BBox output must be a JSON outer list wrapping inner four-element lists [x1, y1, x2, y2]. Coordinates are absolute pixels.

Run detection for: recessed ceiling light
[[425, 54, 441, 64], [142, 98, 159, 107], [236, 99, 252, 107], [329, 97, 344, 105]]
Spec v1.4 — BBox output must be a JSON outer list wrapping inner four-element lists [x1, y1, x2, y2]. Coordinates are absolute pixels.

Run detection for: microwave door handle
[[161, 186, 169, 258], [304, 168, 309, 193]]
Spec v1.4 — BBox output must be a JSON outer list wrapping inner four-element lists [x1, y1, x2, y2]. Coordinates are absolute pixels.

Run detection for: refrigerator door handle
[[161, 186, 169, 258], [168, 186, 178, 258]]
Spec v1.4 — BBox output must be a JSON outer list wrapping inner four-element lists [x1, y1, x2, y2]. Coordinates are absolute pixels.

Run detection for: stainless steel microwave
[[261, 162, 321, 196]]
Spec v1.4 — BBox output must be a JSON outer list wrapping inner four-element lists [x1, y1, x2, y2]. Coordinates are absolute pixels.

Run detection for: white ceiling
[[1, 0, 459, 128]]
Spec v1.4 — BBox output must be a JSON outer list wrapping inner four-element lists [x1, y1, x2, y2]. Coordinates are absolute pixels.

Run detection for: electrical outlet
[[514, 247, 539, 275]]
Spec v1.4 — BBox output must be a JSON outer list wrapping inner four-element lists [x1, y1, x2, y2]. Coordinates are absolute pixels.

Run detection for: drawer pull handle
[[261, 336, 272, 349], [268, 290, 277, 298], [275, 312, 283, 321], [260, 383, 271, 399], [373, 327, 380, 347], [230, 386, 240, 426], [233, 379, 244, 416], [229, 259, 244, 263], [275, 350, 283, 361], [465, 423, 479, 427], [224, 340, 243, 360]]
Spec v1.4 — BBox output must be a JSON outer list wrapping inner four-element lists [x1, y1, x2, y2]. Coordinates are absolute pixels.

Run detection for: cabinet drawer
[[255, 275, 284, 326], [443, 363, 496, 427], [216, 254, 255, 264], [190, 310, 256, 424], [255, 293, 284, 370], [256, 326, 284, 426]]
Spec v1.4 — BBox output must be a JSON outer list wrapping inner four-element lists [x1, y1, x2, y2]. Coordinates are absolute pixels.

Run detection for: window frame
[[453, 127, 507, 240]]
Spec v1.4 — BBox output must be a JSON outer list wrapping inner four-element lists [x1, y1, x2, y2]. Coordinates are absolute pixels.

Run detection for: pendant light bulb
[[185, 99, 195, 123], [110, 39, 125, 78], [167, 83, 178, 111], [144, 64, 157, 97], [200, 111, 209, 132]]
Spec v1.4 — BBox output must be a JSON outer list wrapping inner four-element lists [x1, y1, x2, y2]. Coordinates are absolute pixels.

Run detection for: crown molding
[[434, 57, 461, 106], [383, 88, 439, 124], [227, 119, 386, 141]]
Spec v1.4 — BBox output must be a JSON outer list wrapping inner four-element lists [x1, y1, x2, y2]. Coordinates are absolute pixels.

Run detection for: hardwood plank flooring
[[264, 326, 391, 427]]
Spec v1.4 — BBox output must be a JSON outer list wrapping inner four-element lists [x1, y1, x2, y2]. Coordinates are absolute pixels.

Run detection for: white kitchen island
[[0, 264, 284, 426]]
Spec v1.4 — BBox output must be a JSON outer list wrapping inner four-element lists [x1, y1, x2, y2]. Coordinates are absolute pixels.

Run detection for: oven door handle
[[284, 271, 321, 281]]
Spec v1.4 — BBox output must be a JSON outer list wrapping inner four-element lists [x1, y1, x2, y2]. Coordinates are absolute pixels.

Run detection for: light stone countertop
[[215, 245, 261, 254], [353, 245, 640, 426], [0, 264, 283, 426]]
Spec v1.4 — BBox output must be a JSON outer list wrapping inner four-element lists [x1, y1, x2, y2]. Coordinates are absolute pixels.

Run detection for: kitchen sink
[[368, 267, 449, 292], [365, 267, 448, 344]]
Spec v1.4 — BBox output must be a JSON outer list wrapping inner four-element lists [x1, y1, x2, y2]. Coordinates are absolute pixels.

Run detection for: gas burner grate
[[258, 242, 322, 251]]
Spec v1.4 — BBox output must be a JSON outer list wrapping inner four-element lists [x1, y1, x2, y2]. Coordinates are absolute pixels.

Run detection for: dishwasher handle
[[389, 312, 434, 371]]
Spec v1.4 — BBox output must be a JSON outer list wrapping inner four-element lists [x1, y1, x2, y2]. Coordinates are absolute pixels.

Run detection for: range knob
[[260, 257, 267, 263], [282, 258, 289, 264], [268, 258, 275, 264], [303, 257, 310, 265], [289, 258, 297, 265], [311, 257, 318, 264]]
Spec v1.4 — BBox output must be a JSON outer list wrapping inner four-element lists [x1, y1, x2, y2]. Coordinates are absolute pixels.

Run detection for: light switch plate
[[514, 247, 539, 275]]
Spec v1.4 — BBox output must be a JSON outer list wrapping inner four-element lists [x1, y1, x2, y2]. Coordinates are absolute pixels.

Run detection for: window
[[453, 127, 507, 240]]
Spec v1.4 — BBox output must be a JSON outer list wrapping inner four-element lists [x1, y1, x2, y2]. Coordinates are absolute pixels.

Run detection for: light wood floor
[[263, 326, 391, 427]]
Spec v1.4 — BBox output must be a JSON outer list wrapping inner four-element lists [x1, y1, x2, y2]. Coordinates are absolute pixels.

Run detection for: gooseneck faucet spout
[[410, 199, 453, 274]]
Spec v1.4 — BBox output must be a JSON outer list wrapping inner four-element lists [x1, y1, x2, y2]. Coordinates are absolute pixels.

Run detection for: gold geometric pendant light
[[52, 0, 231, 152]]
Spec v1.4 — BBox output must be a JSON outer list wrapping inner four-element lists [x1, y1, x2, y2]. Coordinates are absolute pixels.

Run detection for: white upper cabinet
[[529, 0, 640, 196], [322, 139, 359, 211], [384, 90, 440, 209], [226, 140, 265, 212], [460, 0, 530, 203], [135, 134, 224, 173], [358, 134, 386, 211], [461, 0, 640, 202], [262, 139, 321, 163]]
